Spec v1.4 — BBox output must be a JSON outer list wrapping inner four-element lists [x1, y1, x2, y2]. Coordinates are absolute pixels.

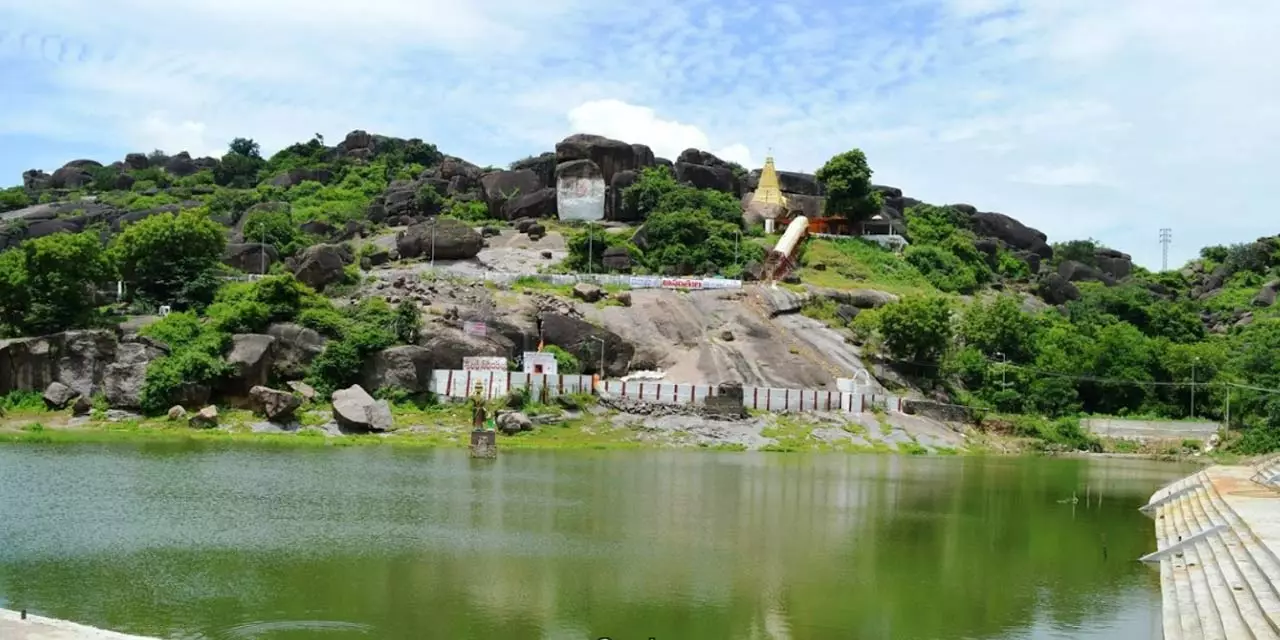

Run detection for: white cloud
[[566, 99, 754, 167], [1011, 163, 1107, 187]]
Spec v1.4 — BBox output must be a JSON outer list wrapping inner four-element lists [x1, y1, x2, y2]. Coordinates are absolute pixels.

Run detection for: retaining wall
[[1083, 418, 1220, 441], [433, 370, 902, 415]]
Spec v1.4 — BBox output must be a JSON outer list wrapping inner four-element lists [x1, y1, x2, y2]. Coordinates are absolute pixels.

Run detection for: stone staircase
[[1144, 470, 1280, 639]]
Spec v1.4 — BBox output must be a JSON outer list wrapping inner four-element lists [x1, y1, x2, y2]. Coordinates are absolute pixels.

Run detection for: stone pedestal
[[469, 429, 497, 458]]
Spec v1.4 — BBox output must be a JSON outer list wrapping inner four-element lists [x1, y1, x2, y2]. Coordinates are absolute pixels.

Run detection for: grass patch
[[899, 440, 929, 455], [0, 390, 49, 416], [797, 237, 940, 296]]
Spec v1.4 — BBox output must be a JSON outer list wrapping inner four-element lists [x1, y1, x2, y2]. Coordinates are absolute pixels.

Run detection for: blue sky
[[1, 0, 1277, 270]]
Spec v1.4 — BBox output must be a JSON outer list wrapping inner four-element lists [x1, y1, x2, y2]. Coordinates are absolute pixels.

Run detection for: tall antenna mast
[[1159, 228, 1172, 271]]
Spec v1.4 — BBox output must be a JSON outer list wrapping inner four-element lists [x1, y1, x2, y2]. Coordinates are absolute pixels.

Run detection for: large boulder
[[222, 334, 276, 403], [537, 313, 633, 376], [1038, 273, 1081, 305], [501, 187, 557, 220], [25, 219, 82, 240], [1254, 281, 1280, 308], [427, 156, 484, 196], [331, 384, 394, 432], [602, 245, 632, 271], [124, 153, 149, 170], [609, 169, 642, 222], [43, 381, 78, 410], [811, 288, 899, 309], [103, 341, 170, 409], [248, 385, 301, 422], [480, 170, 543, 219], [420, 333, 506, 370], [292, 244, 349, 291], [509, 152, 557, 189], [496, 411, 533, 435], [677, 148, 730, 169], [1058, 260, 1115, 286], [555, 133, 651, 186], [674, 162, 737, 195], [164, 152, 200, 177], [360, 345, 434, 394], [50, 162, 97, 189], [969, 212, 1053, 259], [267, 323, 325, 379], [0, 330, 121, 400], [223, 243, 279, 275], [22, 170, 53, 191], [268, 167, 333, 188], [396, 218, 483, 261], [1094, 248, 1133, 280]]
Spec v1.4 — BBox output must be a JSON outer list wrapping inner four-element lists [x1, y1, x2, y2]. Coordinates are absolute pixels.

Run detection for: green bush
[[0, 186, 31, 212], [112, 210, 227, 309], [542, 345, 581, 374]]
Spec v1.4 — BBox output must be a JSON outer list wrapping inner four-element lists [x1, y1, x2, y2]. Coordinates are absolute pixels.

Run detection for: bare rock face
[[167, 405, 187, 421], [223, 334, 276, 404], [249, 385, 301, 422], [267, 323, 326, 380], [360, 346, 434, 394], [331, 384, 394, 432]]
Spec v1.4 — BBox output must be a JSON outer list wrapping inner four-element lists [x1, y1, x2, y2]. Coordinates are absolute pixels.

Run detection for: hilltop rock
[[675, 162, 737, 196], [970, 212, 1053, 259], [480, 170, 543, 219], [163, 152, 200, 177], [124, 153, 149, 170], [555, 133, 652, 186], [1254, 281, 1280, 308], [396, 218, 483, 261], [1058, 260, 1115, 286], [1094, 248, 1133, 280], [509, 152, 557, 189], [50, 161, 100, 189]]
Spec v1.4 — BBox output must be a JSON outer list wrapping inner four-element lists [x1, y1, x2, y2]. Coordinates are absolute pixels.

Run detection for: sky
[[1, 0, 1277, 270]]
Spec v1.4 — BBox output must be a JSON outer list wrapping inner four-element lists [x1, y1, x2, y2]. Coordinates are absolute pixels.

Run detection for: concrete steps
[[1147, 471, 1280, 639]]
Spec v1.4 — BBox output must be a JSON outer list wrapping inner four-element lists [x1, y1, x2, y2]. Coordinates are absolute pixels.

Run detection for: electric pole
[[1159, 228, 1172, 271]]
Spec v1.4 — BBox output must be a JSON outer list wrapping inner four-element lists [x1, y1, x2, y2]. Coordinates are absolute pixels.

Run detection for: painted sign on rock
[[556, 175, 606, 221]]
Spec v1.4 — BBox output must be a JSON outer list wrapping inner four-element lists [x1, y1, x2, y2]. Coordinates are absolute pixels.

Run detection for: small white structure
[[523, 352, 558, 375], [859, 213, 908, 252], [158, 305, 172, 317]]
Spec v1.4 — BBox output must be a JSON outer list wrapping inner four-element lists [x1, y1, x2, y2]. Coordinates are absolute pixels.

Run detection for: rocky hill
[[2, 128, 1279, 453]]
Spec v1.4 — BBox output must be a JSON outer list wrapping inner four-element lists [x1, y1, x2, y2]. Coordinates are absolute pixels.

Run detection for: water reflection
[[0, 445, 1192, 639]]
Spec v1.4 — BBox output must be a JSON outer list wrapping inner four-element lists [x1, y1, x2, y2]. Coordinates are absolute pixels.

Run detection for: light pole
[[1191, 357, 1200, 419], [995, 352, 1007, 389], [588, 223, 594, 275], [591, 336, 606, 377]]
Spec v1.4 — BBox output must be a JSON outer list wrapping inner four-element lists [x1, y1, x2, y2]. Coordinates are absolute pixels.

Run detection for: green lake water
[[0, 443, 1195, 639]]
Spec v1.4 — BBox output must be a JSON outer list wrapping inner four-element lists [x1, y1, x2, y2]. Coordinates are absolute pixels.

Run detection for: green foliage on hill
[[815, 149, 881, 221], [112, 210, 227, 309], [0, 231, 116, 335], [567, 166, 762, 276]]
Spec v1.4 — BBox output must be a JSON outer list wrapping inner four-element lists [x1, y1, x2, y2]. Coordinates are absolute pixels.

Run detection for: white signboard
[[557, 175, 606, 221], [523, 352, 558, 375], [463, 357, 508, 371], [660, 277, 704, 290], [463, 321, 487, 337]]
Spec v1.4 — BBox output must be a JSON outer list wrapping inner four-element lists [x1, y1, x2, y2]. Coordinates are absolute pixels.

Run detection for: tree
[[0, 232, 116, 335], [229, 137, 262, 159], [393, 300, 422, 344], [621, 166, 680, 221], [959, 296, 1039, 362], [0, 186, 31, 213], [815, 149, 881, 221], [878, 296, 954, 373], [113, 211, 227, 309]]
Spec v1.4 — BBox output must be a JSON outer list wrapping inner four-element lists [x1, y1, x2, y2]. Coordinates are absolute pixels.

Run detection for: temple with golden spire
[[753, 155, 788, 209]]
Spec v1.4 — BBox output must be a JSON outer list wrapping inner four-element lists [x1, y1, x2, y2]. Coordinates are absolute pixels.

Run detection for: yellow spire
[[753, 156, 787, 208]]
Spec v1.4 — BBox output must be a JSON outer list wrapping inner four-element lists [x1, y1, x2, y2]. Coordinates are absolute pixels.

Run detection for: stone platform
[[0, 609, 158, 639], [1143, 458, 1280, 639]]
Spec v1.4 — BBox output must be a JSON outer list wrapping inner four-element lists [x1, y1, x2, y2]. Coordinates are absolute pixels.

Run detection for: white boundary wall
[[432, 370, 902, 415]]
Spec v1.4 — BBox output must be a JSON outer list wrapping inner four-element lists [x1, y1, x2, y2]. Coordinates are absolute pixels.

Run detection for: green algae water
[[0, 443, 1194, 640]]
